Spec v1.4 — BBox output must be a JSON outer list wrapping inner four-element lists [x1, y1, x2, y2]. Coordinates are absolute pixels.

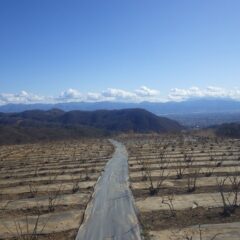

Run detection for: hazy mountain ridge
[[1, 98, 240, 114], [1, 98, 240, 128]]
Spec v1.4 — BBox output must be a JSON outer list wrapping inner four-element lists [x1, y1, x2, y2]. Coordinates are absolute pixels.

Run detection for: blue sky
[[0, 0, 240, 103]]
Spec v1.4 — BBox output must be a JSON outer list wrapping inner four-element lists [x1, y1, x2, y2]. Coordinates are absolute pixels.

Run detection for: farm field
[[1, 134, 240, 240], [123, 135, 240, 240], [0, 139, 114, 240]]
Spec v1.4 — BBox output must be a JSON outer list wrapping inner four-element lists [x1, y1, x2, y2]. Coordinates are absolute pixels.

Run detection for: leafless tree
[[175, 150, 191, 179], [216, 170, 240, 216], [144, 143, 170, 195], [162, 192, 176, 217], [45, 173, 63, 212], [71, 173, 81, 194], [2, 205, 51, 240], [186, 157, 201, 193], [171, 224, 222, 240]]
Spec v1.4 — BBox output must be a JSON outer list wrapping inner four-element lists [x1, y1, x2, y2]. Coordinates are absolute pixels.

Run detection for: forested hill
[[0, 108, 182, 145], [213, 123, 240, 139]]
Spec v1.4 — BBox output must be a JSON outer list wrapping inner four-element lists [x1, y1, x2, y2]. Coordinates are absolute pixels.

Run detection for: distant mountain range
[[0, 108, 182, 145], [1, 98, 240, 114], [1, 98, 240, 127]]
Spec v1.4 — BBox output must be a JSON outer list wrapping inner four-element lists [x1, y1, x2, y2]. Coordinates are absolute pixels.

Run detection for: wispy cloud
[[0, 86, 240, 105]]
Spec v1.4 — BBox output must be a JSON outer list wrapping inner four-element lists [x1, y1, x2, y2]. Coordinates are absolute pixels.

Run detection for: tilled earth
[[0, 139, 114, 240], [122, 134, 240, 240]]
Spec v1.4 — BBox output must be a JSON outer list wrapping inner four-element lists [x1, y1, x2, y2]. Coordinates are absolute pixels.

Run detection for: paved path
[[75, 140, 142, 240]]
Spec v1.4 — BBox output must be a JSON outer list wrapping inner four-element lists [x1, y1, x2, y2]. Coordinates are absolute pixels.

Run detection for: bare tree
[[2, 205, 51, 240], [204, 150, 224, 177], [186, 157, 201, 193], [47, 183, 63, 212], [45, 173, 63, 212], [175, 152, 190, 179], [171, 225, 221, 240], [71, 173, 81, 194], [216, 170, 240, 216], [144, 143, 170, 195], [162, 192, 176, 217]]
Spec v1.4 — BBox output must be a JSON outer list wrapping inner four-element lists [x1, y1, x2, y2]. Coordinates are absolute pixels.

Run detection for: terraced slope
[[123, 135, 240, 240], [0, 139, 114, 240]]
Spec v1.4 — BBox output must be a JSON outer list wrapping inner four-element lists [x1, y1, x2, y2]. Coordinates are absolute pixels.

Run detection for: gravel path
[[75, 140, 142, 240]]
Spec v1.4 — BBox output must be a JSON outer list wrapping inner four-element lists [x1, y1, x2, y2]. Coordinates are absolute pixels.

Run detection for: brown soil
[[132, 185, 233, 199], [140, 207, 240, 231], [0, 139, 113, 240]]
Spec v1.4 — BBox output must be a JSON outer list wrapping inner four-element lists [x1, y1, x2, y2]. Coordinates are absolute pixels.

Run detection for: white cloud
[[135, 86, 159, 97], [0, 91, 45, 104], [0, 86, 240, 105], [168, 87, 203, 101], [99, 86, 161, 102], [101, 88, 138, 101], [86, 92, 103, 101], [168, 86, 240, 101], [58, 88, 82, 101]]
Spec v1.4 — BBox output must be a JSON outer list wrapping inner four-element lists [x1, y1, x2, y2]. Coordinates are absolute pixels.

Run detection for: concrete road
[[75, 140, 142, 240]]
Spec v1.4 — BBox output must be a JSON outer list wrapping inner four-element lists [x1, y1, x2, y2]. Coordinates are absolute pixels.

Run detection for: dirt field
[[122, 134, 240, 240], [2, 134, 240, 240], [0, 139, 114, 240]]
